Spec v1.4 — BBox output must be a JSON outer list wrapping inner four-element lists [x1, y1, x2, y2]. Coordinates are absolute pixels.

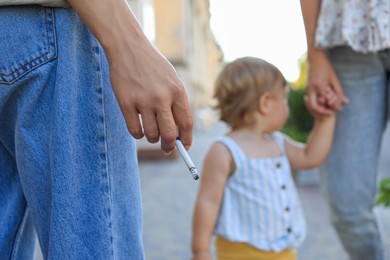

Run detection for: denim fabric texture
[[320, 46, 389, 260], [0, 6, 144, 259]]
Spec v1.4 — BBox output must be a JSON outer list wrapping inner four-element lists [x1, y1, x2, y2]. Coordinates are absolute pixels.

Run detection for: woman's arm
[[300, 0, 322, 59], [67, 0, 193, 153], [300, 0, 348, 116]]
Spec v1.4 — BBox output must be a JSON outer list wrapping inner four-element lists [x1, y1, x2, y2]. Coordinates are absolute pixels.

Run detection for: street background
[[140, 120, 390, 260], [35, 120, 390, 260]]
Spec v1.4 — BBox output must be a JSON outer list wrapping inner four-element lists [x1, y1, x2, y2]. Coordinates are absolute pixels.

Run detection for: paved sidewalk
[[140, 121, 390, 260]]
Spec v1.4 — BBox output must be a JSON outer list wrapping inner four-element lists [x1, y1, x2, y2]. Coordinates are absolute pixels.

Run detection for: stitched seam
[[10, 207, 29, 260], [98, 45, 115, 259], [0, 52, 51, 77], [0, 8, 57, 84]]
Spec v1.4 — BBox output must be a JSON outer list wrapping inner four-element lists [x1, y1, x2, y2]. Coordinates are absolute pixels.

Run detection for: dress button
[[287, 227, 292, 233], [281, 185, 286, 190], [285, 207, 290, 212], [276, 162, 281, 168]]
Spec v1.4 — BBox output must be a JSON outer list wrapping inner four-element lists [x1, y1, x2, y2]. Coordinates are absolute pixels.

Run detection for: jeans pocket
[[0, 6, 57, 84]]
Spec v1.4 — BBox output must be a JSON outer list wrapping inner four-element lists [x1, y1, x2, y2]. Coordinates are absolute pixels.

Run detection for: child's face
[[268, 83, 289, 131]]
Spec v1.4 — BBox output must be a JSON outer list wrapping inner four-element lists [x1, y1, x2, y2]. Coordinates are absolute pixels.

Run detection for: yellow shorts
[[215, 236, 297, 260]]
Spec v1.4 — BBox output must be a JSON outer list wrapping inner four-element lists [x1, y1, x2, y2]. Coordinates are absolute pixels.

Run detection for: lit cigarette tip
[[191, 168, 200, 180]]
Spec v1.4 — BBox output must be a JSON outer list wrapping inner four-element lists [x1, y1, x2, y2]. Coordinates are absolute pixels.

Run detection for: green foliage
[[376, 177, 390, 207], [282, 87, 313, 143]]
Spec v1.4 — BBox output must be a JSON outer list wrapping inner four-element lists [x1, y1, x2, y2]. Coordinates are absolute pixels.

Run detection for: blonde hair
[[214, 57, 286, 129]]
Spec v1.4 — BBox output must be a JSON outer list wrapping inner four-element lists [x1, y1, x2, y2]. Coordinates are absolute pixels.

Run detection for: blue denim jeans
[[321, 46, 389, 260], [0, 6, 144, 260]]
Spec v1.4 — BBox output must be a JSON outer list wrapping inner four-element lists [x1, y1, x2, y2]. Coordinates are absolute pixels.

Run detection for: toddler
[[191, 57, 336, 260]]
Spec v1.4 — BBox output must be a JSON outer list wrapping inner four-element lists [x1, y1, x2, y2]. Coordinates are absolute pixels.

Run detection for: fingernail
[[162, 149, 172, 155]]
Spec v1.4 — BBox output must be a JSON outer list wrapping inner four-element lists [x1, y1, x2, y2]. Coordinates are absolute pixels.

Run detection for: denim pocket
[[0, 6, 57, 84]]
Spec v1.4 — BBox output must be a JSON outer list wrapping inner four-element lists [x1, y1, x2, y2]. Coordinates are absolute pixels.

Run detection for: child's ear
[[258, 93, 271, 115]]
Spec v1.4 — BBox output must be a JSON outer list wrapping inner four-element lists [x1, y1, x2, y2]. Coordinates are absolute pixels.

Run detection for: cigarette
[[175, 137, 200, 180]]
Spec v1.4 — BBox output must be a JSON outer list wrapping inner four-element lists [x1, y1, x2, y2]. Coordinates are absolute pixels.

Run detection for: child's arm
[[191, 142, 232, 260], [285, 87, 338, 169], [285, 115, 336, 170]]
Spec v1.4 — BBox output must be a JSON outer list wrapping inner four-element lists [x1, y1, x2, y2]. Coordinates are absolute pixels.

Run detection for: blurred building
[[127, 0, 223, 159]]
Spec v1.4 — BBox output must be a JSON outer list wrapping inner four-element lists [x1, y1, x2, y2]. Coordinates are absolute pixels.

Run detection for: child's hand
[[306, 86, 338, 120], [192, 251, 212, 260], [322, 86, 341, 111]]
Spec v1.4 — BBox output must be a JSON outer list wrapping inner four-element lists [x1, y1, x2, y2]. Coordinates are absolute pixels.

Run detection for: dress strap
[[271, 132, 286, 155], [214, 136, 246, 168]]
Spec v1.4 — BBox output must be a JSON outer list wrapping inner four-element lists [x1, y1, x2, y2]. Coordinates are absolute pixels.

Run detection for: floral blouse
[[315, 0, 390, 53]]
